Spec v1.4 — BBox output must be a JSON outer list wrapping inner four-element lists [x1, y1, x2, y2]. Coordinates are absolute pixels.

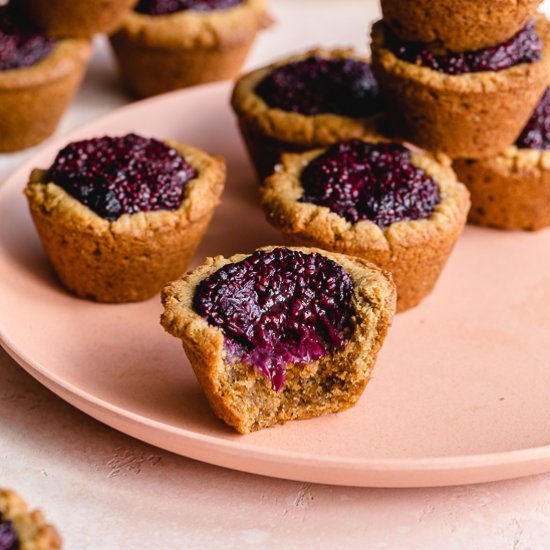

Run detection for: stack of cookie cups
[[372, 0, 550, 231], [372, 1, 549, 156]]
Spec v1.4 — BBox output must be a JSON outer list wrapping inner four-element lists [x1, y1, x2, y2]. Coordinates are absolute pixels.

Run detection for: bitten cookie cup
[[260, 142, 470, 312], [0, 39, 91, 152], [454, 148, 550, 230], [231, 48, 382, 179], [370, 17, 550, 159], [0, 489, 61, 550], [19, 0, 137, 38], [25, 142, 225, 303], [161, 246, 396, 434], [380, 0, 542, 52], [109, 0, 271, 98]]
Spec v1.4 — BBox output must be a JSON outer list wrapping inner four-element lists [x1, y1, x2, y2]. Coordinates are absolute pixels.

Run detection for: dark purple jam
[[49, 133, 197, 222], [255, 55, 381, 117], [194, 248, 354, 392], [135, 0, 242, 15], [386, 19, 542, 75], [0, 9, 55, 72], [516, 88, 550, 150], [0, 515, 18, 550], [300, 140, 440, 227]]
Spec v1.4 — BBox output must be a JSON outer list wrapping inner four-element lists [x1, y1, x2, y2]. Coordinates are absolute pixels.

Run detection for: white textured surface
[[1, 1, 550, 547]]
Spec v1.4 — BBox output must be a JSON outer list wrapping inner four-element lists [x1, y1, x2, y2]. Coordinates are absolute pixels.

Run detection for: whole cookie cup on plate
[[25, 133, 225, 303], [380, 0, 542, 51], [0, 488, 61, 549], [0, 8, 91, 152], [260, 138, 470, 312], [371, 16, 550, 159], [19, 0, 137, 38], [161, 246, 396, 433], [231, 47, 383, 178], [454, 88, 550, 230], [109, 0, 272, 97]]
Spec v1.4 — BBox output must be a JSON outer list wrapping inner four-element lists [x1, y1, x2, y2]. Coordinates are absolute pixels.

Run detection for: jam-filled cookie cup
[[25, 140, 225, 303], [0, 488, 61, 550], [260, 139, 470, 312], [109, 0, 272, 98], [161, 246, 396, 433]]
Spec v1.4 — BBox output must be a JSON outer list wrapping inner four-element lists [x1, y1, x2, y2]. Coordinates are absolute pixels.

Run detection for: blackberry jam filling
[[300, 140, 440, 227], [49, 133, 197, 222], [0, 9, 55, 72], [0, 515, 17, 550], [386, 19, 542, 75], [135, 0, 243, 15], [255, 55, 381, 117], [194, 248, 354, 392], [516, 88, 550, 150]]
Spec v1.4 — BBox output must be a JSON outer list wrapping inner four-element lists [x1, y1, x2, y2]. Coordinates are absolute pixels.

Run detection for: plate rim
[[1, 81, 550, 487], [3, 332, 550, 488]]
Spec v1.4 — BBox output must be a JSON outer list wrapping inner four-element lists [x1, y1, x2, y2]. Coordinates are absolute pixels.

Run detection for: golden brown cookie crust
[[260, 139, 470, 312], [381, 0, 542, 52], [0, 39, 91, 152], [161, 246, 396, 434], [25, 141, 225, 303], [370, 16, 550, 159], [20, 0, 138, 38], [454, 147, 550, 230], [110, 0, 271, 97], [0, 489, 61, 550]]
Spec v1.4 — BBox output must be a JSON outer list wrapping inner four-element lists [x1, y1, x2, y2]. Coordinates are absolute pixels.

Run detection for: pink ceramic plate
[[1, 82, 550, 488]]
